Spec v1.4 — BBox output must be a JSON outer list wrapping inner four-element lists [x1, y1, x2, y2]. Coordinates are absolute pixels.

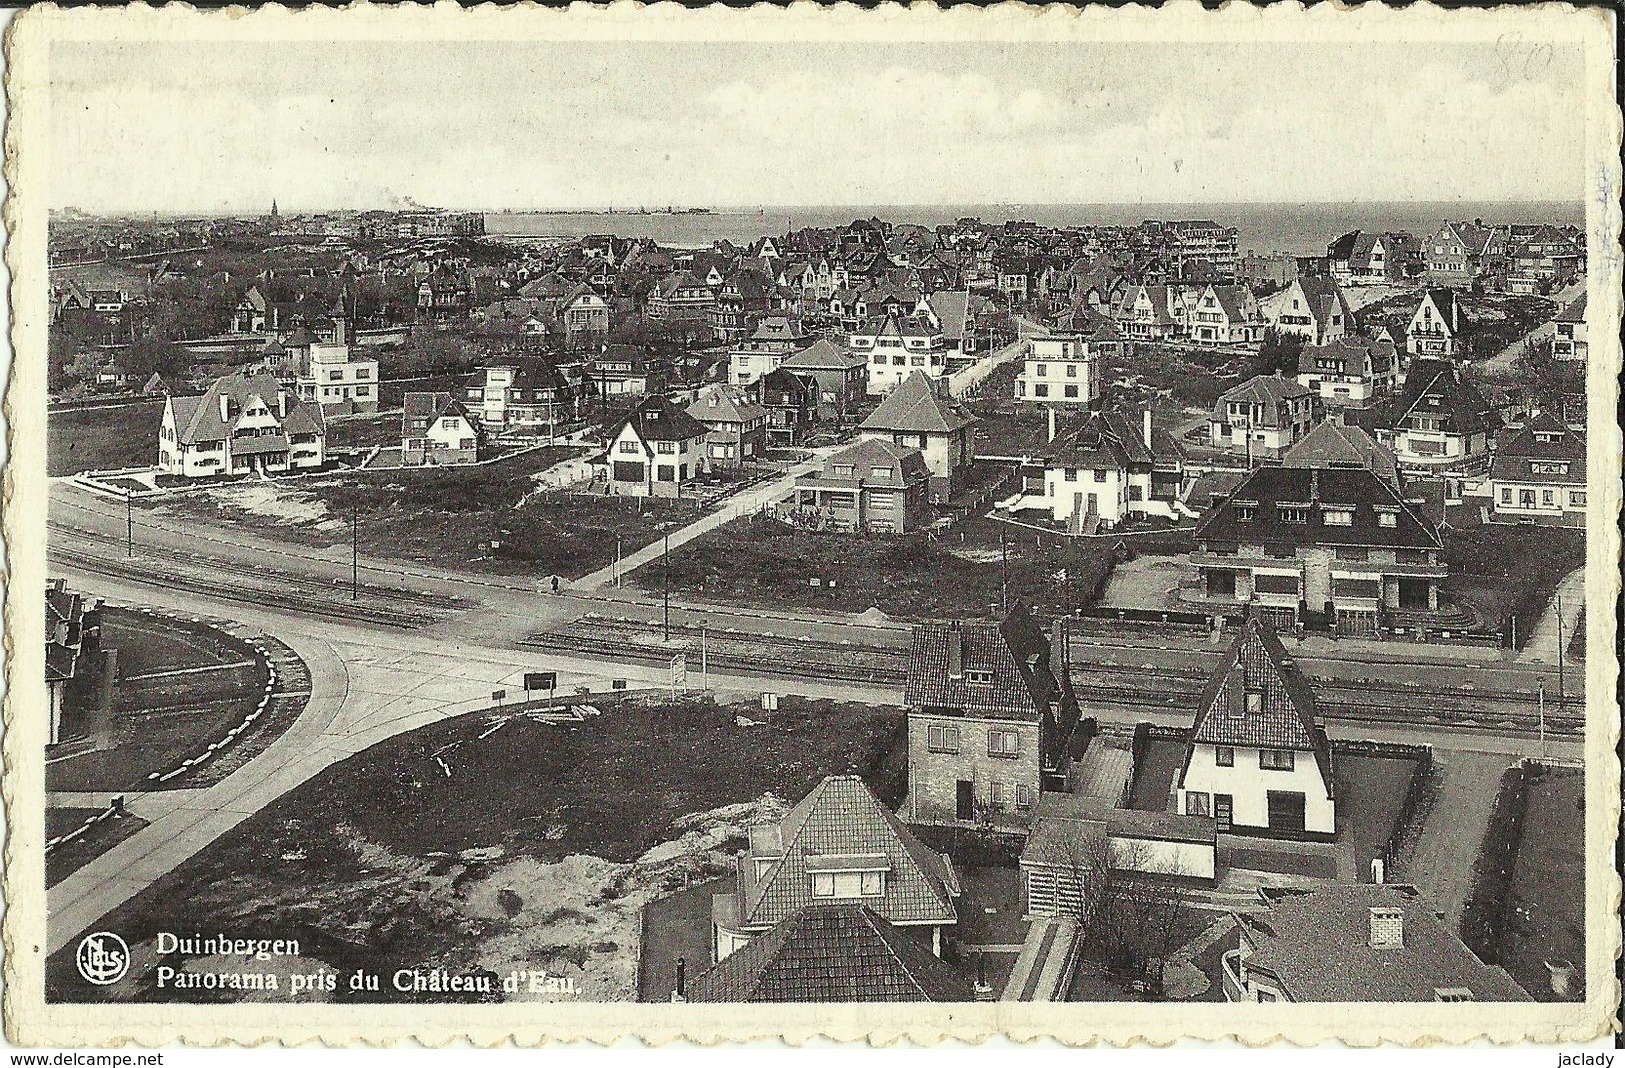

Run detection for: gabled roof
[[1181, 616, 1333, 791], [736, 776, 959, 929], [686, 904, 970, 1003], [1489, 411, 1587, 484], [1282, 420, 1399, 486], [1213, 374, 1314, 424], [610, 395, 708, 445], [1555, 292, 1587, 323], [780, 337, 867, 372], [807, 437, 929, 490], [168, 372, 324, 445], [687, 384, 768, 426], [402, 391, 472, 428], [1382, 359, 1495, 437], [905, 606, 1057, 722], [1297, 336, 1396, 379], [747, 315, 808, 343], [924, 290, 972, 342], [1047, 408, 1155, 470], [1194, 463, 1442, 551], [1235, 884, 1532, 1002], [860, 372, 975, 436]]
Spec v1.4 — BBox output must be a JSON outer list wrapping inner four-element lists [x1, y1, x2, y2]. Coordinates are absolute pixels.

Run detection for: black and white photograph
[[4, 1, 1617, 1049]]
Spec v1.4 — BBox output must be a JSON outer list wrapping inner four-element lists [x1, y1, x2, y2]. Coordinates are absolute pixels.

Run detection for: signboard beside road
[[670, 653, 686, 696]]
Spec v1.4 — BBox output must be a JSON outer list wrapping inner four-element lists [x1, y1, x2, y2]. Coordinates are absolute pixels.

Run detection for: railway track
[[524, 619, 1584, 735], [49, 522, 469, 629]]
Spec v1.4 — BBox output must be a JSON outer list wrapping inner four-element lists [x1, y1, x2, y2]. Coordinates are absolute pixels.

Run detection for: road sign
[[671, 654, 687, 690], [525, 671, 557, 692], [491, 689, 506, 703]]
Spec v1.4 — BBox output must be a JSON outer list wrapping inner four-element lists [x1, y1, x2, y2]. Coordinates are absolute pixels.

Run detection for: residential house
[[904, 607, 1078, 831], [1221, 884, 1532, 1002], [687, 384, 769, 471], [1373, 359, 1496, 473], [283, 310, 378, 416], [603, 396, 709, 498], [1030, 409, 1180, 532], [647, 270, 718, 322], [1015, 334, 1097, 406], [589, 345, 665, 397], [858, 371, 977, 503], [1424, 221, 1495, 287], [684, 904, 970, 1003], [158, 372, 326, 478], [710, 268, 774, 341], [1326, 231, 1421, 286], [401, 392, 480, 466], [1406, 289, 1461, 359], [461, 361, 576, 434], [1115, 284, 1192, 341], [780, 338, 870, 424], [1191, 464, 1447, 631], [1488, 411, 1587, 525], [1208, 375, 1318, 459], [417, 266, 470, 321], [1049, 306, 1127, 362], [46, 580, 104, 746], [553, 285, 611, 348], [1551, 293, 1587, 362], [853, 311, 949, 395], [711, 775, 961, 961], [1174, 615, 1336, 837], [1296, 336, 1399, 407], [1263, 277, 1352, 346], [921, 290, 981, 357], [1020, 795, 1218, 918], [782, 438, 932, 534], [728, 315, 812, 386], [1281, 419, 1400, 488], [1189, 284, 1263, 346], [752, 367, 813, 447]]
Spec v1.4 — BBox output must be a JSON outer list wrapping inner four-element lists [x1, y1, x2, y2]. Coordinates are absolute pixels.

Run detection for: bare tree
[[1069, 835, 1197, 996]]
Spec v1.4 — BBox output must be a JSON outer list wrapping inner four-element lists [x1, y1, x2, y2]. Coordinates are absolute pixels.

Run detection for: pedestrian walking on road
[[551, 575, 561, 595]]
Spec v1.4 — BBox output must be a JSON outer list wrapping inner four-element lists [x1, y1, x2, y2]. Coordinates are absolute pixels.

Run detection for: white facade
[[857, 327, 948, 395], [1015, 336, 1096, 405], [298, 340, 379, 414], [1178, 742, 1335, 836], [1491, 478, 1586, 520], [606, 422, 704, 498]]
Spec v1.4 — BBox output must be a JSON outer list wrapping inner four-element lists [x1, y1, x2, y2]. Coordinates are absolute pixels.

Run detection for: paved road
[[1399, 748, 1516, 928], [1481, 277, 1586, 374], [1517, 566, 1586, 667]]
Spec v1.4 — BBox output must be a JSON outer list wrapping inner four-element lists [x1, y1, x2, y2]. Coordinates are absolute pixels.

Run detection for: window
[[925, 724, 961, 754], [1570, 491, 1587, 507], [988, 729, 1021, 758], [1322, 509, 1353, 527], [812, 873, 836, 897], [1499, 487, 1513, 504], [987, 781, 1006, 805], [870, 466, 892, 480], [1034, 384, 1049, 398], [1246, 691, 1264, 714], [619, 441, 639, 455], [1064, 469, 1077, 482], [1235, 506, 1255, 522], [964, 669, 995, 684], [860, 871, 885, 897], [1542, 489, 1555, 506], [1093, 469, 1106, 483], [1278, 506, 1309, 524], [656, 441, 677, 455], [1215, 746, 1235, 767], [1064, 385, 1079, 399], [1434, 988, 1475, 1003], [1259, 749, 1296, 771], [1014, 783, 1034, 809], [1257, 989, 1278, 1003], [1336, 546, 1369, 561], [656, 464, 676, 482], [1377, 512, 1398, 528], [1185, 791, 1210, 816], [1066, 364, 1078, 378]]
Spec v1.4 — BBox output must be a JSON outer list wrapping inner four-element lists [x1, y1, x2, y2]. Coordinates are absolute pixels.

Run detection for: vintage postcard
[[3, 0, 1619, 1049]]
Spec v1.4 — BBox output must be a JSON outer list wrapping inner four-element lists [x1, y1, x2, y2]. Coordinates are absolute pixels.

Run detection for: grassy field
[[151, 446, 697, 579], [641, 513, 1121, 620], [1497, 764, 1585, 1001], [48, 399, 165, 476], [48, 694, 907, 1003], [46, 609, 278, 793], [1442, 512, 1585, 646]]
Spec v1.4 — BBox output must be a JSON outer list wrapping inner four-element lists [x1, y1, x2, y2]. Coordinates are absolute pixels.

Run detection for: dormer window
[[1322, 508, 1354, 527], [964, 669, 994, 685], [1246, 691, 1263, 714]]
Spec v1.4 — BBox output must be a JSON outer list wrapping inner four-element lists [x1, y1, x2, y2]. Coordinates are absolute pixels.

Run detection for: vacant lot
[[153, 447, 696, 578], [1443, 514, 1585, 647], [48, 399, 165, 476], [48, 694, 906, 1003], [643, 513, 1122, 620], [1498, 764, 1584, 1001], [45, 610, 306, 794]]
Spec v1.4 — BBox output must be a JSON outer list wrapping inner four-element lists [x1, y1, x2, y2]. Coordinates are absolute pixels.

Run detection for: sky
[[48, 40, 1587, 214]]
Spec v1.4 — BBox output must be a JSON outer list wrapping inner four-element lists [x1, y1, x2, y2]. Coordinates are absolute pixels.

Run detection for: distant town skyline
[[49, 40, 1586, 214]]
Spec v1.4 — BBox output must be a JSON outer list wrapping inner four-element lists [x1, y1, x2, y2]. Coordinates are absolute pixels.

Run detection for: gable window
[[988, 728, 1021, 759], [1377, 512, 1398, 528], [1322, 508, 1354, 527], [1215, 746, 1235, 767], [618, 441, 639, 454], [925, 724, 961, 754], [656, 441, 678, 455], [1259, 749, 1296, 771], [1246, 691, 1264, 715]]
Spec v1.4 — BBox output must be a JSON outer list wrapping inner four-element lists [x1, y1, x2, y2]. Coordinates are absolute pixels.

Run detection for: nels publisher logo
[[76, 932, 130, 986]]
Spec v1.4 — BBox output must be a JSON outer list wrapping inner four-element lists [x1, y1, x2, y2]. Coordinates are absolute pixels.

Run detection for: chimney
[[1369, 906, 1404, 949], [1142, 409, 1152, 450], [219, 393, 231, 422], [1047, 407, 1057, 444], [1049, 619, 1070, 683], [947, 626, 964, 680]]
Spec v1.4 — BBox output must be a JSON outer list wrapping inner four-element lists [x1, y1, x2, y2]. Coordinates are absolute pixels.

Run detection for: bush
[[1460, 763, 1531, 963]]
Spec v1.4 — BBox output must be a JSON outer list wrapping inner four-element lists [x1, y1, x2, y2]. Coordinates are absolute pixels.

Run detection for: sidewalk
[[1516, 566, 1586, 666]]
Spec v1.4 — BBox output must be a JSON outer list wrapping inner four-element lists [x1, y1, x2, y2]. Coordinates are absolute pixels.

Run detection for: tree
[[1068, 835, 1198, 996], [1252, 326, 1304, 378], [1510, 337, 1583, 414], [122, 336, 188, 382]]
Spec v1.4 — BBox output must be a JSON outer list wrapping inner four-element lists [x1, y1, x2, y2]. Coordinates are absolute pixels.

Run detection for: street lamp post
[[351, 495, 359, 601], [662, 531, 671, 642]]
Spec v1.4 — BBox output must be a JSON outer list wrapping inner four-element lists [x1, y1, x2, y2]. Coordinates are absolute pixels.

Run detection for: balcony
[[1220, 950, 1248, 1002]]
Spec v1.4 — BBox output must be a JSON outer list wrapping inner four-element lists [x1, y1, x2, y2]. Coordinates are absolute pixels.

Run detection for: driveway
[[1398, 748, 1515, 928]]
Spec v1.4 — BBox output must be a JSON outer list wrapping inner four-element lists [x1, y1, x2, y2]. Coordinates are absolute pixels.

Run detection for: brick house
[[711, 775, 961, 961], [1174, 615, 1336, 837], [1552, 293, 1587, 362], [1296, 336, 1399, 407], [1373, 359, 1496, 474], [783, 437, 932, 534], [904, 607, 1078, 831]]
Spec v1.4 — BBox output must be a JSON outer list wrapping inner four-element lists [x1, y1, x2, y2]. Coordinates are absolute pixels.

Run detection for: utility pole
[[1554, 593, 1565, 716], [999, 527, 1009, 613], [1537, 679, 1547, 759], [615, 534, 623, 588], [125, 491, 134, 558], [701, 626, 709, 691], [662, 531, 671, 642], [351, 495, 359, 601]]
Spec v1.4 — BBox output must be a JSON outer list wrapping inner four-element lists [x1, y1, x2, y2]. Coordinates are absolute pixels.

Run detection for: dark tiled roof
[[1489, 412, 1587, 484], [905, 607, 1055, 721], [1380, 359, 1495, 438], [1193, 464, 1443, 551], [170, 372, 324, 445], [860, 372, 976, 435], [686, 904, 970, 1003], [1212, 374, 1314, 424], [1181, 617, 1333, 793], [806, 438, 929, 490], [1296, 337, 1396, 378], [610, 395, 708, 444], [738, 776, 958, 928], [1281, 421, 1399, 486], [781, 337, 867, 372], [1555, 292, 1587, 323], [1236, 884, 1533, 1002]]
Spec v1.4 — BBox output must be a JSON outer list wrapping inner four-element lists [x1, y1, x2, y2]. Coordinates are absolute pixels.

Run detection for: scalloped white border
[[3, 0, 1619, 1048]]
